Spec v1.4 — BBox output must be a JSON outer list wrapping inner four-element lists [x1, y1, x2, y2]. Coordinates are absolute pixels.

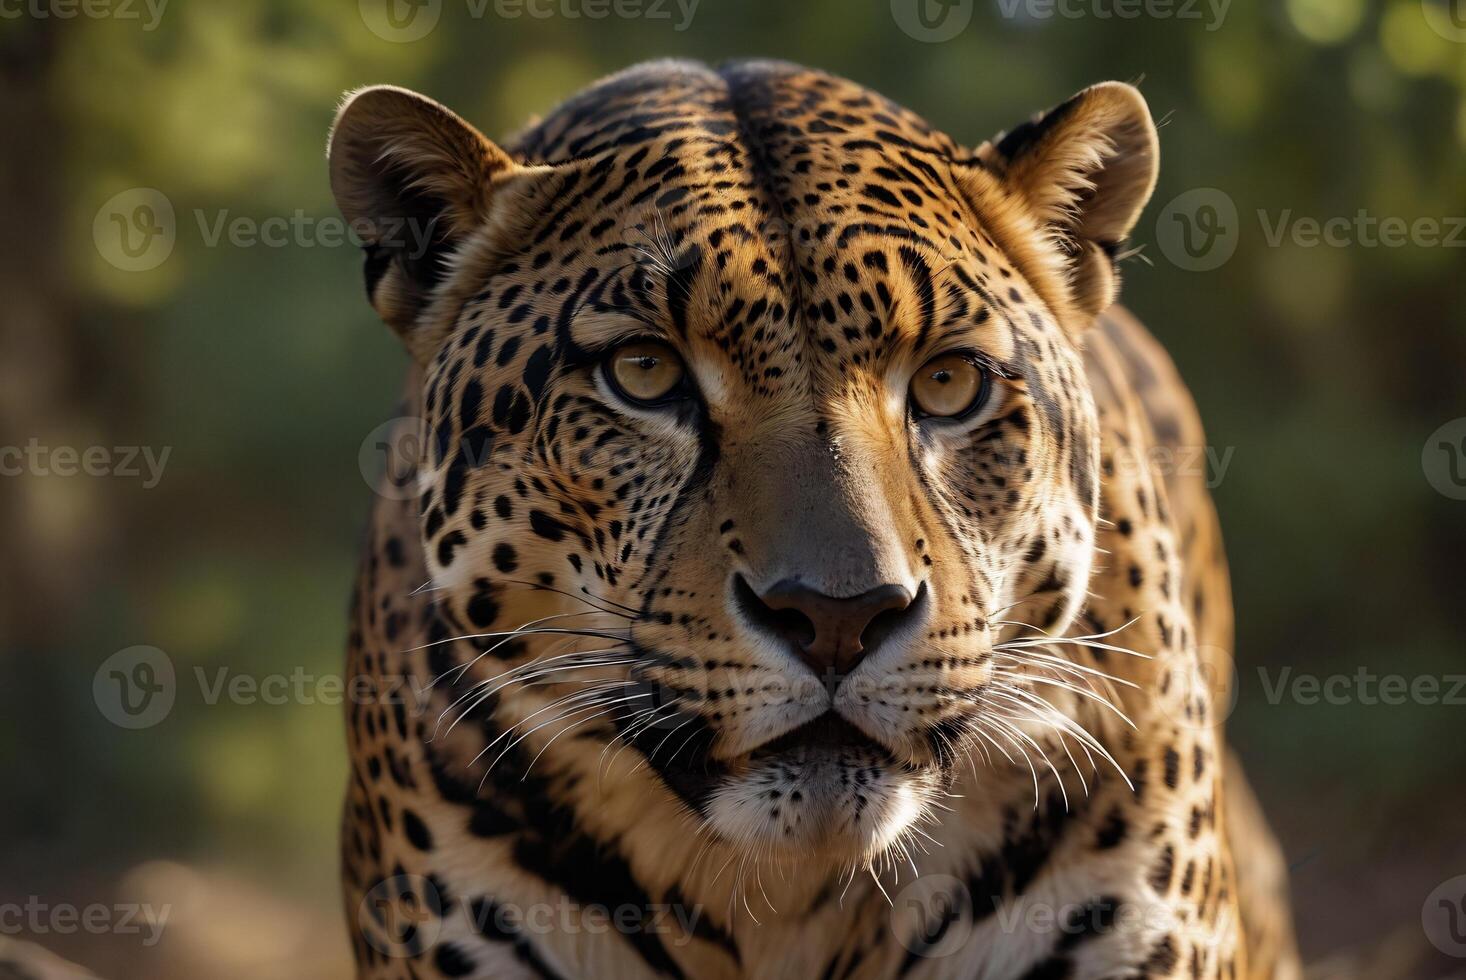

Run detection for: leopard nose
[[736, 576, 917, 678]]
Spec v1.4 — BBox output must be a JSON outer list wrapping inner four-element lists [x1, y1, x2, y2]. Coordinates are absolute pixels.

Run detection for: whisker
[[605, 701, 690, 782], [977, 717, 1041, 808], [425, 611, 627, 690], [996, 649, 1140, 697], [984, 683, 1133, 791], [986, 688, 1090, 796], [496, 577, 640, 619], [405, 623, 632, 658], [985, 714, 1061, 810], [479, 690, 652, 782], [996, 635, 1152, 660], [467, 685, 626, 768], [408, 579, 445, 597], [432, 651, 631, 740], [1006, 671, 1138, 731], [521, 698, 646, 780]]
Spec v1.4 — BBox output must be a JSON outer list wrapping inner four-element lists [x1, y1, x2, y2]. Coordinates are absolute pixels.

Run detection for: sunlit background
[[2, 0, 1464, 976]]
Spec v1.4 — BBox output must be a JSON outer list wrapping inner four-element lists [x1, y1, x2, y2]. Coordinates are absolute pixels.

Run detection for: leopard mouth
[[617, 710, 904, 807], [609, 678, 945, 856], [699, 712, 941, 857], [750, 711, 896, 762]]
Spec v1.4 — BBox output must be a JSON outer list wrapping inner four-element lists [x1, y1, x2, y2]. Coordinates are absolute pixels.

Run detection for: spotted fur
[[330, 59, 1300, 979]]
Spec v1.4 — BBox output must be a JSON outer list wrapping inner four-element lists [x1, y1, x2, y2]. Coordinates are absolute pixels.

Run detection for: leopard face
[[330, 60, 1157, 867]]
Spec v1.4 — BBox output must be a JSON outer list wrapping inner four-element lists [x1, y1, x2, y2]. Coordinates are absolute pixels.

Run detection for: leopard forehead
[[442, 60, 1051, 396]]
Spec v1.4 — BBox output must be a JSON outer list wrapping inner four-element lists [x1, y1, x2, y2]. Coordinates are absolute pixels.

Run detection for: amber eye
[[605, 341, 687, 406], [910, 353, 987, 419]]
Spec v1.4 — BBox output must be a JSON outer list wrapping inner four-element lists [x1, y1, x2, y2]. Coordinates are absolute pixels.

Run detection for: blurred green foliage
[[3, 0, 1464, 973]]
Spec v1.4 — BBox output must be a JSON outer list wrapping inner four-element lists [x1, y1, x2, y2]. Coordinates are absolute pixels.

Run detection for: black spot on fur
[[492, 542, 519, 573], [402, 808, 433, 851], [529, 510, 570, 542], [433, 942, 476, 977]]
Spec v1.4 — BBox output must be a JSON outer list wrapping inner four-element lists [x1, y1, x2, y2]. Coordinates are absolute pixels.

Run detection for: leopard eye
[[605, 341, 687, 406], [910, 353, 987, 419]]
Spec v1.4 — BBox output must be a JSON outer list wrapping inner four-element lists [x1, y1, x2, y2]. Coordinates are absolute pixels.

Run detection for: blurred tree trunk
[[0, 21, 101, 648]]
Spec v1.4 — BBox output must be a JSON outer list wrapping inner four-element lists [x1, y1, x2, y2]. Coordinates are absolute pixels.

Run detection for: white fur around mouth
[[702, 715, 941, 859]]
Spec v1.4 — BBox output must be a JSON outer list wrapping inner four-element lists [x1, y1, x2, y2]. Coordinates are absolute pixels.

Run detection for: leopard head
[[329, 61, 1158, 866]]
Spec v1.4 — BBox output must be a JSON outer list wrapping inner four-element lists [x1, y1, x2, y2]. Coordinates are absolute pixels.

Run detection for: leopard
[[328, 58, 1302, 979]]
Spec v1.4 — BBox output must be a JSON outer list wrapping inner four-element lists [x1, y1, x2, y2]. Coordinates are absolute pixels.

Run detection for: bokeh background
[[2, 0, 1464, 977]]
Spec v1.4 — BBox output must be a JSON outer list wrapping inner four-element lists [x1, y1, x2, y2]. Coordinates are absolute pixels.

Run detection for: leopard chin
[[702, 715, 946, 860]]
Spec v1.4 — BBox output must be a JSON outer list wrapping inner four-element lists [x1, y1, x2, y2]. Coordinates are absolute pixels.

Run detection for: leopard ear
[[328, 85, 524, 340], [978, 82, 1159, 318]]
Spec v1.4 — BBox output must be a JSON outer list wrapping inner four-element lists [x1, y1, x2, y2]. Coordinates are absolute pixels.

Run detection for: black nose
[[736, 576, 917, 678]]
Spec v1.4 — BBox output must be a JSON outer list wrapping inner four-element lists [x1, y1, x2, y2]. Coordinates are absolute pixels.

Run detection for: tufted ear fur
[[975, 82, 1159, 321], [328, 85, 526, 342]]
